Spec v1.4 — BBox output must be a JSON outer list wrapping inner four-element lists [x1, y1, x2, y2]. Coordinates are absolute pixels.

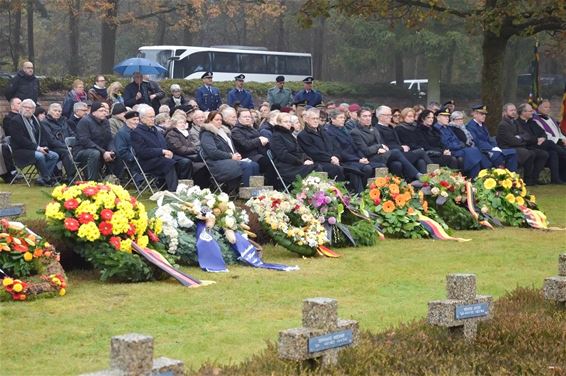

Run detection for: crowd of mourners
[[2, 61, 565, 194]]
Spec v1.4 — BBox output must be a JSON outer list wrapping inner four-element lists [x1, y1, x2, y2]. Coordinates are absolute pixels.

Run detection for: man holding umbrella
[[123, 72, 165, 113]]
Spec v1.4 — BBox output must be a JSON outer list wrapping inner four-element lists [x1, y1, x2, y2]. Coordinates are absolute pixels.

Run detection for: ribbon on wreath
[[132, 242, 214, 287], [196, 221, 228, 273], [518, 206, 565, 230], [230, 232, 299, 271], [464, 182, 501, 229], [330, 187, 385, 240], [418, 214, 471, 242]]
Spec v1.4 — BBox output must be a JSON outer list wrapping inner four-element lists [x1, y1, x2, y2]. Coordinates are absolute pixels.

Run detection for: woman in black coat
[[165, 115, 207, 185], [200, 111, 259, 188], [231, 109, 270, 172], [270, 112, 319, 186]]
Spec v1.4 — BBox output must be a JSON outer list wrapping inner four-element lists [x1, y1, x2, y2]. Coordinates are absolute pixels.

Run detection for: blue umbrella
[[113, 57, 168, 76]]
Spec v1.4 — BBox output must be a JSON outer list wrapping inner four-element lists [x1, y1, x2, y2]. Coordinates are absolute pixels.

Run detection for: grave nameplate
[[0, 206, 24, 217], [455, 303, 489, 320], [308, 329, 353, 353]]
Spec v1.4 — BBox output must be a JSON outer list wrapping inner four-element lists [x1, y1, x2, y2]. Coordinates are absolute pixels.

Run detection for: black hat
[[435, 107, 451, 117], [276, 75, 285, 83], [472, 104, 488, 114], [443, 100, 455, 107], [90, 101, 104, 113], [235, 74, 245, 81], [294, 100, 308, 107], [124, 111, 139, 120], [111, 103, 127, 116], [201, 72, 213, 79], [303, 76, 314, 83]]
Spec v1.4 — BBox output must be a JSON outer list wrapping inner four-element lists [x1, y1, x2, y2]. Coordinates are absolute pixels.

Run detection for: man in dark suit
[[5, 61, 40, 103], [123, 72, 165, 113], [8, 99, 59, 185], [131, 104, 192, 192]]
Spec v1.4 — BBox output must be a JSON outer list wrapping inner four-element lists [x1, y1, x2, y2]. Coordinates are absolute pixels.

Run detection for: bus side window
[[212, 52, 238, 72], [173, 52, 210, 78], [240, 53, 266, 74], [266, 55, 284, 74], [285, 56, 310, 75]]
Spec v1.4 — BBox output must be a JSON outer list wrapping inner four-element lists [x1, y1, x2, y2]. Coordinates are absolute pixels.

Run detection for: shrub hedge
[[193, 287, 566, 375]]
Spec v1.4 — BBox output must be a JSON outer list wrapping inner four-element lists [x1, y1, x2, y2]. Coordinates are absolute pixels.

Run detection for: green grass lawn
[[0, 184, 565, 375]]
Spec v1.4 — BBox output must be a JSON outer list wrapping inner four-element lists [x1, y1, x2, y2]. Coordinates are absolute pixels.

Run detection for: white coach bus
[[137, 45, 312, 82]]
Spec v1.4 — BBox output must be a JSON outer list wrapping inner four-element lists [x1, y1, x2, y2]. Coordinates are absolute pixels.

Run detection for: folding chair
[[199, 149, 224, 193], [266, 149, 291, 194], [5, 136, 38, 187], [64, 137, 87, 184], [129, 147, 165, 198]]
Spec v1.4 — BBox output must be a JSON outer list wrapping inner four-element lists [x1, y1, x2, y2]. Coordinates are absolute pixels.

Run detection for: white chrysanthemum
[[177, 212, 194, 228]]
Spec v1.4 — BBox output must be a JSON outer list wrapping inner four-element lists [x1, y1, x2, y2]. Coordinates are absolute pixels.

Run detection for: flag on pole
[[528, 40, 541, 109]]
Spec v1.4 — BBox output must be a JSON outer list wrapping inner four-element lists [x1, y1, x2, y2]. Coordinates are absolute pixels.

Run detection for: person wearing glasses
[[88, 75, 109, 103], [5, 61, 40, 103]]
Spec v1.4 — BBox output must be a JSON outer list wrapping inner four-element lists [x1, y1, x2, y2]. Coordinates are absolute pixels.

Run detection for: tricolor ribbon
[[465, 182, 501, 229], [317, 245, 341, 257], [517, 206, 565, 230], [418, 214, 471, 242], [230, 232, 299, 271], [131, 242, 214, 287]]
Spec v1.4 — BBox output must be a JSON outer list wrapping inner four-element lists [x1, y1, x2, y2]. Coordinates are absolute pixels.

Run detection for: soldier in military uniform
[[227, 74, 254, 109], [293, 76, 322, 107], [195, 72, 222, 112], [267, 75, 293, 109]]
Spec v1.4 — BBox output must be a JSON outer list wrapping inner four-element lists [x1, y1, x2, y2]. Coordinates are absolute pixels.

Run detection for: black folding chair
[[199, 149, 224, 194], [266, 149, 292, 194], [129, 147, 165, 198], [5, 136, 38, 187], [64, 137, 87, 184]]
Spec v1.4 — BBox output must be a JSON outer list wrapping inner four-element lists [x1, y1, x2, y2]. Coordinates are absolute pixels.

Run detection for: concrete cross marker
[[80, 333, 184, 376], [374, 167, 389, 177], [239, 175, 273, 199], [543, 253, 566, 307], [178, 179, 194, 188], [428, 273, 492, 341], [426, 164, 440, 174], [278, 297, 358, 367], [0, 192, 25, 218]]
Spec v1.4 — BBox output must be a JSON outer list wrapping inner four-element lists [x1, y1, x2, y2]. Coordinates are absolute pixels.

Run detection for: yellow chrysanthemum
[[483, 178, 497, 190], [76, 201, 99, 216], [505, 193, 515, 204], [520, 186, 527, 197], [110, 212, 130, 235], [529, 195, 536, 204], [51, 185, 66, 200], [13, 283, 23, 293], [3, 277, 14, 286], [45, 202, 65, 220], [136, 235, 149, 248], [59, 288, 66, 296], [478, 169, 489, 178], [23, 252, 33, 262], [501, 179, 513, 189], [515, 196, 525, 206], [494, 168, 506, 176], [77, 222, 101, 242], [120, 239, 132, 253]]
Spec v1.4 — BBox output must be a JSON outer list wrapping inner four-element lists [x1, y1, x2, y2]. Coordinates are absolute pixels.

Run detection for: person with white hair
[[8, 99, 59, 185], [41, 102, 77, 180], [165, 83, 188, 112]]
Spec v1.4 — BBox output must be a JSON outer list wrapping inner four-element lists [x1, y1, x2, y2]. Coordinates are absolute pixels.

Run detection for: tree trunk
[[311, 17, 325, 80], [444, 41, 456, 84], [9, 0, 23, 70], [100, 0, 118, 74], [154, 16, 167, 45], [394, 48, 404, 87], [481, 32, 509, 134], [26, 0, 34, 62], [503, 38, 520, 105], [276, 1, 286, 50], [68, 0, 81, 76], [426, 55, 441, 104]]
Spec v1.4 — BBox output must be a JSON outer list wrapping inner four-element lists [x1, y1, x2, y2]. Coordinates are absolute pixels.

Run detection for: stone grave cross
[[0, 192, 25, 218], [543, 253, 566, 307], [239, 175, 273, 199], [81, 333, 184, 376], [278, 297, 358, 367], [428, 273, 492, 341]]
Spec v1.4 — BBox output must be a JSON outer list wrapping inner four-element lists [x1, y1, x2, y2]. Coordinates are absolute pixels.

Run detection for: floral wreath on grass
[[0, 220, 67, 301], [362, 174, 453, 239], [292, 173, 378, 247], [474, 168, 542, 227], [419, 168, 493, 230], [246, 190, 329, 257], [45, 182, 170, 282], [151, 184, 251, 266]]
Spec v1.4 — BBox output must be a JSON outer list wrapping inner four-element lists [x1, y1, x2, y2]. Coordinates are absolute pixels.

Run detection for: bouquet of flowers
[[419, 168, 483, 230], [362, 175, 451, 239], [246, 190, 328, 256], [293, 174, 378, 247], [152, 184, 250, 266], [45, 182, 169, 282], [0, 220, 67, 301], [474, 168, 538, 227]]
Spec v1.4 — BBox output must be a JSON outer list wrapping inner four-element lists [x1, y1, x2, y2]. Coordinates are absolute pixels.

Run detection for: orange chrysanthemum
[[388, 184, 400, 195], [382, 200, 396, 213], [422, 200, 429, 213], [375, 177, 387, 187], [369, 189, 381, 201], [395, 195, 407, 208]]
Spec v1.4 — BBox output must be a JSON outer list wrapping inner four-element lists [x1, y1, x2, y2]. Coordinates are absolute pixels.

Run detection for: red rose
[[64, 217, 80, 232], [98, 221, 113, 236], [100, 209, 114, 221], [127, 223, 136, 237], [77, 213, 94, 224], [82, 186, 98, 197], [440, 180, 450, 188], [147, 230, 159, 243], [109, 236, 121, 250], [373, 197, 381, 206], [63, 198, 79, 210]]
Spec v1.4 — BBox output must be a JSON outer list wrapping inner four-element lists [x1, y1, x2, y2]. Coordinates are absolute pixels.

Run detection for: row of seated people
[[2, 98, 565, 192]]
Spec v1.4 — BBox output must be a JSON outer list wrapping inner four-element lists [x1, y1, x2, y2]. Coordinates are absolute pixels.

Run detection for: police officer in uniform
[[195, 72, 222, 111], [293, 76, 322, 107], [267, 75, 293, 109], [227, 74, 254, 109]]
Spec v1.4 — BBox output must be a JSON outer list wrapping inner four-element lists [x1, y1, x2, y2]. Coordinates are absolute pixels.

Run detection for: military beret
[[276, 75, 285, 83], [472, 104, 488, 113], [303, 76, 314, 83], [235, 74, 245, 81], [201, 72, 213, 79], [442, 100, 455, 106]]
